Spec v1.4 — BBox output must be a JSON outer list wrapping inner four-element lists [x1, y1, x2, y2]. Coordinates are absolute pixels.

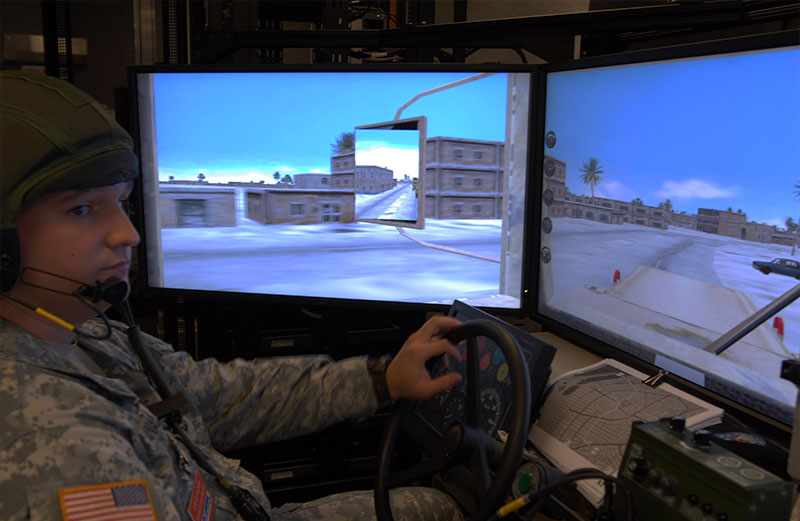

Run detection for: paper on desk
[[528, 358, 723, 507]]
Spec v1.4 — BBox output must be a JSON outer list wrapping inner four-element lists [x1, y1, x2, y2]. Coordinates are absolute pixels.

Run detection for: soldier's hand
[[385, 315, 462, 400]]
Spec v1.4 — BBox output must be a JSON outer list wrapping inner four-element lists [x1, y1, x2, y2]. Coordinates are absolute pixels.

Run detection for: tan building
[[425, 137, 504, 219], [697, 208, 747, 238], [355, 165, 395, 194], [543, 156, 666, 228], [771, 230, 796, 247], [294, 173, 332, 189], [159, 184, 236, 228], [329, 153, 393, 194], [543, 157, 784, 245], [245, 188, 355, 224], [670, 212, 698, 230]]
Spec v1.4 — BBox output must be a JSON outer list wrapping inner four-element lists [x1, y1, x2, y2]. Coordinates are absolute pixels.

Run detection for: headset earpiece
[[0, 229, 20, 293]]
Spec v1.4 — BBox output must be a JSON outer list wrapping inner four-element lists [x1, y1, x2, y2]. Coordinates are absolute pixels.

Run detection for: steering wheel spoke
[[465, 337, 480, 428], [469, 444, 493, 500]]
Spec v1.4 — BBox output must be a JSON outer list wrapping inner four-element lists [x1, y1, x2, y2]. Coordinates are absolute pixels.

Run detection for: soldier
[[0, 71, 464, 520]]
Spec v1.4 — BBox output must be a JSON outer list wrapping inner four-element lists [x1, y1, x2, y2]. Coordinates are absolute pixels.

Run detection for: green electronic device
[[618, 418, 793, 521]]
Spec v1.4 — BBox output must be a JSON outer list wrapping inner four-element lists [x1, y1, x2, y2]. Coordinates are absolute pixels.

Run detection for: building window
[[291, 203, 304, 216], [322, 178, 329, 185], [453, 203, 463, 215], [619, 205, 629, 212], [454, 176, 464, 187], [585, 211, 594, 220], [473, 204, 482, 213], [453, 148, 464, 159], [473, 150, 483, 160], [599, 214, 609, 223], [321, 203, 341, 222], [637, 208, 646, 214], [176, 199, 207, 227], [473, 178, 482, 187]]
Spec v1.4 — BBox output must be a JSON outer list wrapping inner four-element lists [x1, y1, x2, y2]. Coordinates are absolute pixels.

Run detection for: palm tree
[[331, 132, 355, 155], [658, 198, 673, 212], [273, 171, 280, 181], [631, 197, 643, 205], [578, 157, 604, 198]]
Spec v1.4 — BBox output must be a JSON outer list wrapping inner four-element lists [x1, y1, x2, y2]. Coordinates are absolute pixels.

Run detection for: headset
[[0, 229, 20, 294]]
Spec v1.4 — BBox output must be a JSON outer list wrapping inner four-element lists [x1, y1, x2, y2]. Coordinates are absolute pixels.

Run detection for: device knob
[[647, 468, 664, 486], [660, 475, 679, 495], [669, 417, 686, 432], [693, 430, 712, 447], [626, 457, 649, 477]]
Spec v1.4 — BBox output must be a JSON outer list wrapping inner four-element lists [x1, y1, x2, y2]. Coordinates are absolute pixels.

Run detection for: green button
[[518, 472, 533, 494]]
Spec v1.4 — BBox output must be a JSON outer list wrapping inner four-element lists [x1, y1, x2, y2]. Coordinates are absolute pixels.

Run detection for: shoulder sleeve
[[160, 349, 380, 450], [0, 360, 183, 521]]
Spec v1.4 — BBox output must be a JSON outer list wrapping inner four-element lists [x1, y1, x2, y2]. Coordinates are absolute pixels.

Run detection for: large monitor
[[129, 65, 534, 314], [530, 31, 800, 432]]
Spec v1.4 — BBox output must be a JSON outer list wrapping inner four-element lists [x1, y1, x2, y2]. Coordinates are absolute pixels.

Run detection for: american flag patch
[[59, 480, 157, 521]]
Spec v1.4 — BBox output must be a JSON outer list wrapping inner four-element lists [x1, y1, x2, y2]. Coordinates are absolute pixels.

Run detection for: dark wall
[[1, 0, 135, 110]]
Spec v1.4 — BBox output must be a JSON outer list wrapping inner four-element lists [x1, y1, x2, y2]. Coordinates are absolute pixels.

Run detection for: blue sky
[[545, 46, 800, 228], [152, 71, 508, 183], [355, 128, 420, 180]]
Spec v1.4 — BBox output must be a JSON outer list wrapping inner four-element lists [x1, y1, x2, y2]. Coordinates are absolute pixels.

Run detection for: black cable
[[117, 300, 272, 521], [528, 469, 635, 521], [491, 468, 635, 521]]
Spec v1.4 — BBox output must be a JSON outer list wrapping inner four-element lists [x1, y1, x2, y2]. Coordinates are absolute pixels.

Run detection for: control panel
[[619, 418, 793, 521], [412, 300, 557, 438]]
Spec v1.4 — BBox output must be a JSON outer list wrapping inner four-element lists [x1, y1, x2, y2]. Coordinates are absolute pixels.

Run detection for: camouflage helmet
[[0, 71, 139, 229]]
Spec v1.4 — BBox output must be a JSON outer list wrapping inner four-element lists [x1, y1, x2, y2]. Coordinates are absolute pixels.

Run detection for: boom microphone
[[76, 277, 129, 305], [15, 267, 129, 305]]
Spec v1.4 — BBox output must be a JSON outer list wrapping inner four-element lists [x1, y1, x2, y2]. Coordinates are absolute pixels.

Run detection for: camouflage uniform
[[0, 317, 463, 521]]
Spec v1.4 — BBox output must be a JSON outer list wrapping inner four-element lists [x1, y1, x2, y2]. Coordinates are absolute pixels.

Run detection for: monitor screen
[[130, 65, 534, 313], [531, 32, 800, 429]]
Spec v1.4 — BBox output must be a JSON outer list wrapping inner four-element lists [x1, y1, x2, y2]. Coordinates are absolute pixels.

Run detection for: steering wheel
[[374, 319, 531, 521]]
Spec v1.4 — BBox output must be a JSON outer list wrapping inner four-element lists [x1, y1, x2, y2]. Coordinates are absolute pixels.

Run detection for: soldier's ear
[[0, 229, 20, 293]]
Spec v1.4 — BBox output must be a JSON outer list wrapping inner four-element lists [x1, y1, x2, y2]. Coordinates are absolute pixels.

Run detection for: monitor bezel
[[527, 30, 800, 434], [127, 62, 538, 317]]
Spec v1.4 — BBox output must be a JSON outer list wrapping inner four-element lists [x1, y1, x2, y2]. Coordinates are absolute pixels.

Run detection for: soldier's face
[[11, 181, 139, 316]]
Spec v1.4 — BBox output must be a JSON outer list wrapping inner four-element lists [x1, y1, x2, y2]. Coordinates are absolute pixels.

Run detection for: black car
[[752, 258, 800, 279]]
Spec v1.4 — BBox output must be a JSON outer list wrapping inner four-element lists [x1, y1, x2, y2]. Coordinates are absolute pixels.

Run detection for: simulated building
[[424, 137, 505, 219], [159, 184, 236, 228], [543, 154, 792, 245]]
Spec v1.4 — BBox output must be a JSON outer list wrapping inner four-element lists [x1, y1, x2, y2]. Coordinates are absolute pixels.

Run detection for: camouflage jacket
[[0, 317, 380, 520]]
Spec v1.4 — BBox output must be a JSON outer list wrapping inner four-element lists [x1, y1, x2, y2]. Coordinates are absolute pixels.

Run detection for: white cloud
[[656, 179, 737, 199], [596, 180, 636, 202], [761, 218, 785, 229]]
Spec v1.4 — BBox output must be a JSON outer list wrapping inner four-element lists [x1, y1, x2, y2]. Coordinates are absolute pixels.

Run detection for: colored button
[[480, 353, 491, 371], [518, 472, 533, 494], [492, 349, 505, 365], [496, 363, 509, 382]]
